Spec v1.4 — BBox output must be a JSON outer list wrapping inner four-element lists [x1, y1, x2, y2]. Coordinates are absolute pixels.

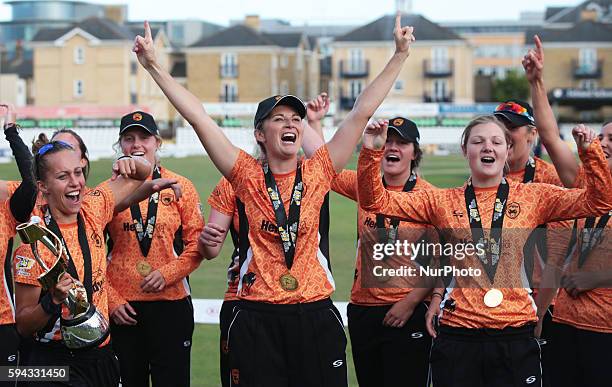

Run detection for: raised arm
[[134, 21, 238, 177], [327, 12, 414, 172], [524, 36, 579, 187], [537, 132, 612, 224], [302, 93, 329, 157], [357, 120, 435, 224], [2, 104, 37, 222]]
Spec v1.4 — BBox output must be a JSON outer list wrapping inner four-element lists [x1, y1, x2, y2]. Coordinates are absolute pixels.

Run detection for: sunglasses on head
[[37, 140, 73, 156], [495, 102, 535, 123]]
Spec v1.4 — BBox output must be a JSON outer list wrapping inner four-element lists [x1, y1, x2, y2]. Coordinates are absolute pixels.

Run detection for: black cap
[[254, 95, 307, 128], [493, 100, 535, 128], [388, 117, 420, 142], [119, 111, 159, 136]]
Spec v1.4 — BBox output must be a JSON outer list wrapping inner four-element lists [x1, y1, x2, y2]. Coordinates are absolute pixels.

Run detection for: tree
[[491, 70, 529, 102]]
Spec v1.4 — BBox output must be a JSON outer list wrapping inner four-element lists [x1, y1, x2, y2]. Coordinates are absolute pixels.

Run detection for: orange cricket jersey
[[208, 177, 240, 302], [13, 184, 115, 345], [106, 167, 204, 308], [228, 146, 337, 304], [356, 143, 612, 329], [332, 169, 436, 305], [506, 157, 562, 186], [553, 165, 612, 333], [0, 198, 18, 325]]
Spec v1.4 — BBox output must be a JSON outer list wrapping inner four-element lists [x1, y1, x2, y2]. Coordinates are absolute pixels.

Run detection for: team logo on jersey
[[525, 375, 537, 384], [161, 193, 174, 206], [90, 232, 103, 248], [88, 189, 102, 196], [133, 113, 143, 121], [231, 369, 240, 384], [332, 359, 344, 368], [506, 202, 521, 219], [16, 255, 34, 270]]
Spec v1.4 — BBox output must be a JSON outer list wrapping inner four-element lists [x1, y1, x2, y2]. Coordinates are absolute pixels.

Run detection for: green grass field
[[0, 153, 469, 386]]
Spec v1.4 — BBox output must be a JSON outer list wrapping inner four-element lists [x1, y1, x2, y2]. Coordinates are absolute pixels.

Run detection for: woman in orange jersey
[[135, 12, 415, 386], [105, 111, 204, 387], [198, 93, 331, 387], [356, 114, 612, 387], [0, 103, 37, 373], [13, 134, 179, 387], [523, 35, 612, 387], [330, 117, 435, 387]]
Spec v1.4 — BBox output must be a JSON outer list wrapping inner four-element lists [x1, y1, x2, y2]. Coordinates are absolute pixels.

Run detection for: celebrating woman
[[356, 114, 612, 387], [523, 35, 612, 387], [13, 135, 179, 386], [0, 103, 37, 371], [135, 12, 415, 386], [331, 117, 435, 387], [105, 111, 204, 387]]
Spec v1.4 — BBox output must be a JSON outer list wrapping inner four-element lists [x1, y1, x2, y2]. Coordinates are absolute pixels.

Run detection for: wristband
[[431, 292, 444, 299], [40, 292, 62, 316]]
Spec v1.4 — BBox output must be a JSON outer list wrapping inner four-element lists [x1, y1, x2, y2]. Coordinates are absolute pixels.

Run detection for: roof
[[526, 20, 612, 42], [0, 58, 33, 78], [32, 17, 135, 42], [545, 0, 612, 23], [263, 32, 303, 48], [335, 14, 463, 42], [190, 24, 276, 47], [128, 26, 162, 39], [170, 61, 186, 78]]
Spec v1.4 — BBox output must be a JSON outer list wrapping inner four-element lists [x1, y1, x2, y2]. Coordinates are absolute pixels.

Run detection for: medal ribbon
[[375, 173, 417, 260], [262, 161, 303, 270], [129, 166, 162, 258], [464, 178, 509, 283], [44, 207, 93, 303], [578, 212, 610, 267], [523, 156, 536, 183]]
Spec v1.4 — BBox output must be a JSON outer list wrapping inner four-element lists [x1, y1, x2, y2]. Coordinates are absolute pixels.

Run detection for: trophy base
[[60, 304, 110, 350]]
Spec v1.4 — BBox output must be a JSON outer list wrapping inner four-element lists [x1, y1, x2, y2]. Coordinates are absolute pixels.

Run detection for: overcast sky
[[0, 0, 581, 25]]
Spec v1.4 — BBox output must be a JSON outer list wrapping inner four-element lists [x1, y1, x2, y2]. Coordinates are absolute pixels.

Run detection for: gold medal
[[136, 260, 152, 277], [483, 288, 503, 308], [279, 273, 299, 291]]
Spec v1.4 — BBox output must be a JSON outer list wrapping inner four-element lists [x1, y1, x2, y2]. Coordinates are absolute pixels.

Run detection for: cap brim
[[388, 126, 418, 142], [119, 123, 157, 135], [494, 111, 533, 128], [258, 95, 306, 125]]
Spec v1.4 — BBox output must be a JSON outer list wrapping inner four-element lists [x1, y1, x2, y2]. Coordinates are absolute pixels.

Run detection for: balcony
[[423, 59, 454, 78], [339, 60, 370, 78], [219, 94, 238, 103], [219, 64, 239, 78], [423, 91, 454, 103], [572, 59, 602, 79]]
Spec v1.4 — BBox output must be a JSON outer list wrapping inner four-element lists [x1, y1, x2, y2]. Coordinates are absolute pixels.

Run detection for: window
[[433, 79, 448, 100], [130, 61, 138, 75], [221, 53, 238, 77], [73, 80, 84, 98], [74, 46, 84, 65], [130, 93, 138, 104], [280, 80, 289, 95], [349, 80, 364, 99], [221, 82, 238, 102], [431, 47, 449, 72], [579, 48, 597, 72], [348, 49, 364, 73], [394, 80, 404, 91], [280, 55, 289, 68]]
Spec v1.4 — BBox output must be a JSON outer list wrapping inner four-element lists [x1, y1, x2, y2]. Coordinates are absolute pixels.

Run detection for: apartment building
[[331, 13, 474, 113], [29, 17, 173, 126]]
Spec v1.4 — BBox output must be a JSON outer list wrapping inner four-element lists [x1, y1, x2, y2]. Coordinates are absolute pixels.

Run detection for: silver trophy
[[16, 216, 109, 349]]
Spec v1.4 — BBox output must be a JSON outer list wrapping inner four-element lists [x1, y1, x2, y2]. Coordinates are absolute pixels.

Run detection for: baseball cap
[[254, 95, 307, 128], [119, 111, 159, 136], [388, 117, 420, 143], [494, 100, 535, 128]]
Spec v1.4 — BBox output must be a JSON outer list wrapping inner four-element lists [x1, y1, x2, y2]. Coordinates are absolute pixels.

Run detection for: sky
[[0, 0, 583, 25]]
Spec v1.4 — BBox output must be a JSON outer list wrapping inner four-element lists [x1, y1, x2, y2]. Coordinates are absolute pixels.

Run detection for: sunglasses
[[495, 102, 535, 124], [37, 140, 73, 156]]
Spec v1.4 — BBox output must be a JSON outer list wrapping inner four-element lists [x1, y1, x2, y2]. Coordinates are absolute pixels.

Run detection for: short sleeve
[[229, 150, 257, 190], [13, 244, 42, 287], [84, 181, 116, 226], [208, 177, 236, 216]]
